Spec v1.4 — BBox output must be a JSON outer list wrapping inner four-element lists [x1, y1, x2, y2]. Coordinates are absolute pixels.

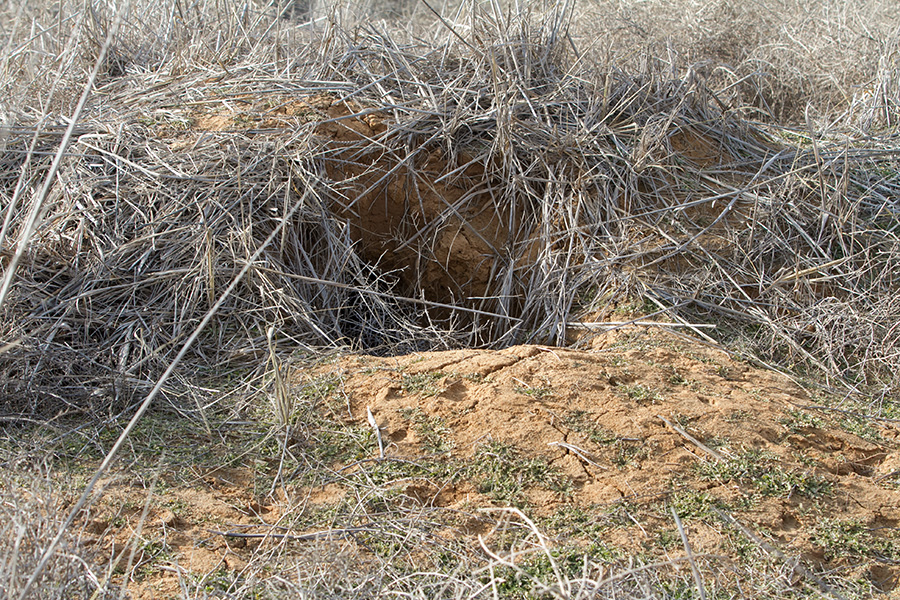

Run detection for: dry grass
[[573, 0, 900, 124], [1, 0, 897, 415], [0, 463, 114, 600], [1, 0, 899, 597]]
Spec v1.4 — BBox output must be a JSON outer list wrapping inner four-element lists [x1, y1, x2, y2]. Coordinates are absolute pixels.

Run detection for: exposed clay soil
[[78, 328, 900, 598]]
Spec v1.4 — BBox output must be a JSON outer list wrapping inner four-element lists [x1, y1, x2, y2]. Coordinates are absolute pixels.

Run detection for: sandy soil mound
[[80, 329, 900, 597], [339, 331, 899, 537]]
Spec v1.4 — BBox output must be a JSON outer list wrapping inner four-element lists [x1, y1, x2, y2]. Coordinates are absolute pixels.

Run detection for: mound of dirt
[[338, 331, 899, 529], [80, 329, 900, 597]]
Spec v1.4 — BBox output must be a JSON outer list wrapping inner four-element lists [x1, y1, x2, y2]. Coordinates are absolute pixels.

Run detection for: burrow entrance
[[313, 97, 534, 323]]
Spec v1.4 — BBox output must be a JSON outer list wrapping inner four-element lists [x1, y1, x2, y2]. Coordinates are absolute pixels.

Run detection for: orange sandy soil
[[75, 328, 900, 598]]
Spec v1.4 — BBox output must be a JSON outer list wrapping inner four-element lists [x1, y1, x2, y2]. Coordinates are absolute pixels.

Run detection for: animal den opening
[[317, 100, 532, 340]]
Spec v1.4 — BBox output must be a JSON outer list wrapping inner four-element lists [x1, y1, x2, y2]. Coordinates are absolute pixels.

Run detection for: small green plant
[[468, 442, 571, 506], [613, 296, 658, 316], [837, 414, 884, 443], [688, 352, 717, 365], [297, 373, 341, 402], [310, 423, 379, 466], [542, 505, 607, 538], [617, 383, 663, 404], [654, 529, 680, 550], [607, 356, 626, 367], [696, 450, 831, 499], [779, 409, 826, 432], [564, 411, 618, 445], [398, 407, 455, 454], [514, 384, 553, 398], [139, 536, 174, 564], [138, 112, 193, 130], [877, 470, 900, 490], [666, 367, 688, 386], [401, 372, 447, 397], [494, 546, 595, 599], [725, 410, 751, 423], [612, 439, 647, 469], [197, 566, 239, 594], [586, 540, 624, 563], [363, 457, 457, 486], [811, 518, 900, 561], [668, 490, 724, 520]]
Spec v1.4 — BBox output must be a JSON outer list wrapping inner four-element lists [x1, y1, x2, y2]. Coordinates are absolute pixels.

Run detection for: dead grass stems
[[4, 0, 896, 413]]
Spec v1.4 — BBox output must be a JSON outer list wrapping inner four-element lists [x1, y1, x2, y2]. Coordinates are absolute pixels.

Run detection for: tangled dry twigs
[[0, 0, 898, 420]]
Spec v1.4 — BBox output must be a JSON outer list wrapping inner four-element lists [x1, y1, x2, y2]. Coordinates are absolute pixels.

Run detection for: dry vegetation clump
[[573, 0, 900, 124], [1, 0, 898, 417], [0, 465, 112, 600]]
